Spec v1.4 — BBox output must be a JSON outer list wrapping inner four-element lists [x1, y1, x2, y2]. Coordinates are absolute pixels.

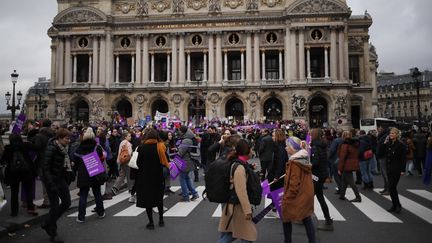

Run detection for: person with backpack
[[73, 128, 106, 223], [218, 139, 257, 243], [177, 126, 200, 202], [281, 136, 316, 243], [338, 130, 361, 203], [111, 131, 134, 202], [358, 130, 374, 189], [1, 134, 38, 217]]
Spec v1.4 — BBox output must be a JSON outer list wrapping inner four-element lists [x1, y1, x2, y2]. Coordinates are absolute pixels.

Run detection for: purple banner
[[172, 155, 187, 171], [261, 179, 270, 196], [12, 113, 26, 134], [81, 151, 106, 177], [269, 187, 284, 217], [169, 162, 180, 180]]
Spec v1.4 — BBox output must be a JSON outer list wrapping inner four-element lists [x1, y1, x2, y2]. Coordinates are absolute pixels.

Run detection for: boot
[[317, 218, 334, 231], [362, 183, 369, 190], [369, 182, 374, 189]]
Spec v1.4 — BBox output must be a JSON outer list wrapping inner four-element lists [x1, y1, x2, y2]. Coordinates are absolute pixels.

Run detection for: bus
[[360, 118, 397, 133]]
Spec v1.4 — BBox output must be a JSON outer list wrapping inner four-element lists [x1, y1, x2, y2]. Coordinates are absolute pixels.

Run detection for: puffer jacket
[[310, 139, 329, 179], [73, 139, 104, 188], [338, 139, 360, 172], [41, 138, 68, 192], [178, 129, 196, 172]]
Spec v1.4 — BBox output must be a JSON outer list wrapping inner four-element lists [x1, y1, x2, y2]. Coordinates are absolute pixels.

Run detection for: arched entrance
[[151, 99, 169, 117], [74, 100, 89, 122], [116, 99, 133, 118], [309, 97, 328, 128], [188, 98, 206, 123], [225, 98, 244, 121], [264, 98, 283, 121]]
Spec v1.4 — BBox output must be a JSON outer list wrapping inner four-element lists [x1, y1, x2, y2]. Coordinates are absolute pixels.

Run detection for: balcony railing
[[306, 77, 332, 84], [147, 81, 170, 88], [111, 82, 134, 88], [71, 82, 90, 89], [261, 79, 284, 86], [222, 80, 245, 87], [185, 80, 208, 87]]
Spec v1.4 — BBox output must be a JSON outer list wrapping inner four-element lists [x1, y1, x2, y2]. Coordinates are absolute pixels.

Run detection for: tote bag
[[128, 147, 139, 169]]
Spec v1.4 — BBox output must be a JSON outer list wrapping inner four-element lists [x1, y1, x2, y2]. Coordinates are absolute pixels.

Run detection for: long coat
[[135, 143, 165, 208], [73, 139, 104, 188], [1, 143, 36, 184], [218, 162, 257, 242], [281, 150, 314, 223], [338, 139, 360, 172]]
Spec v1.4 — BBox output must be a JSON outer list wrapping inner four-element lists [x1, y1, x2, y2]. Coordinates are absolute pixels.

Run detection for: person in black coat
[[380, 128, 406, 213], [73, 128, 106, 222], [310, 128, 333, 231], [258, 129, 274, 181], [1, 134, 38, 216], [267, 129, 287, 182], [40, 128, 72, 243], [135, 128, 170, 230]]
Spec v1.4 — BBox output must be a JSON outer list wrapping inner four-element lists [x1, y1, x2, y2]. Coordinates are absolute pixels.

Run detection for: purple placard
[[172, 155, 187, 171], [169, 162, 180, 180], [269, 187, 284, 217], [81, 151, 106, 177], [12, 113, 26, 134]]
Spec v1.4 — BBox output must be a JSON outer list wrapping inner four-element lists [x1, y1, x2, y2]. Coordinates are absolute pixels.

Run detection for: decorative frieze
[[290, 0, 347, 14], [136, 0, 149, 17], [209, 0, 222, 13], [115, 2, 136, 14], [173, 0, 185, 14], [186, 0, 207, 10], [152, 0, 171, 12], [261, 0, 281, 8], [224, 0, 243, 9], [56, 10, 104, 24], [246, 0, 259, 12]]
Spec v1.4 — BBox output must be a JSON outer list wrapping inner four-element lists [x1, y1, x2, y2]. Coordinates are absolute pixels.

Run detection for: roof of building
[[377, 70, 432, 87]]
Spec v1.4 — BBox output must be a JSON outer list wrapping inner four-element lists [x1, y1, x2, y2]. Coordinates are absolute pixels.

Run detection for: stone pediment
[[53, 6, 107, 25], [287, 0, 349, 15]]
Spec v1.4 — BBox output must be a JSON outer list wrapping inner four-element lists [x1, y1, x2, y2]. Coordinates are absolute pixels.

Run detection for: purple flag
[[169, 162, 180, 180], [261, 179, 270, 196], [12, 113, 26, 134], [81, 151, 106, 177], [269, 187, 284, 216]]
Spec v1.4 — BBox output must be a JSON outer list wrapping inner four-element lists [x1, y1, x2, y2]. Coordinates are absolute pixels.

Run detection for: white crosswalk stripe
[[375, 189, 432, 224], [64, 187, 432, 224], [345, 190, 401, 223]]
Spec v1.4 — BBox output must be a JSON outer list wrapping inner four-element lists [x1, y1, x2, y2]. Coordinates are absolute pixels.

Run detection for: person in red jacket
[[338, 130, 361, 202]]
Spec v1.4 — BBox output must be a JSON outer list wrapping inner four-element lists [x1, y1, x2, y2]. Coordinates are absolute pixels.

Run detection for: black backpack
[[203, 157, 232, 203], [9, 151, 31, 174], [229, 160, 262, 206]]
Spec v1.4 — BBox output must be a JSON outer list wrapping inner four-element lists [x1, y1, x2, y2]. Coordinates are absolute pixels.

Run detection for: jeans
[[359, 159, 374, 183], [371, 155, 378, 173], [414, 157, 425, 175], [332, 160, 343, 191], [78, 185, 104, 220], [217, 232, 252, 243], [405, 160, 413, 174], [340, 172, 360, 199], [283, 216, 316, 243], [44, 179, 71, 236], [314, 179, 331, 220], [179, 171, 198, 199], [379, 159, 389, 191]]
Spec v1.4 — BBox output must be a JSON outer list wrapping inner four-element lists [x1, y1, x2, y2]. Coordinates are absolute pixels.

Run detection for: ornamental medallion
[[187, 0, 207, 10], [224, 0, 243, 9]]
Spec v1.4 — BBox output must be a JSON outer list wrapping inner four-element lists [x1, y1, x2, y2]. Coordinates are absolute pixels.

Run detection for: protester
[[413, 130, 427, 176], [258, 129, 274, 181], [376, 125, 391, 195], [358, 130, 374, 189], [135, 128, 170, 229], [73, 128, 106, 223], [380, 128, 406, 213], [112, 131, 134, 202], [41, 128, 73, 243], [218, 139, 257, 243], [281, 136, 316, 243], [338, 130, 361, 202], [1, 134, 38, 216], [328, 130, 344, 194]]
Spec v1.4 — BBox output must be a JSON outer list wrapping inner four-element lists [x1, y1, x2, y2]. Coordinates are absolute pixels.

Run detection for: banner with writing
[[11, 113, 26, 134], [81, 151, 106, 177]]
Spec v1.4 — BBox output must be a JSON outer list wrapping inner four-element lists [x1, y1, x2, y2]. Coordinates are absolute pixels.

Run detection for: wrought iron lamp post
[[5, 70, 23, 121], [34, 87, 48, 120], [410, 67, 422, 123]]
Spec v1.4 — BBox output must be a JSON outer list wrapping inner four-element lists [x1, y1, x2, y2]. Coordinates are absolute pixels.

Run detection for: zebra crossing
[[67, 187, 432, 224]]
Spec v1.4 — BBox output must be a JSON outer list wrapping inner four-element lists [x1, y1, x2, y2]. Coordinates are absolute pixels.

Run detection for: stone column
[[171, 35, 177, 84], [179, 35, 185, 84], [186, 51, 191, 82], [99, 35, 106, 86], [298, 29, 305, 81], [261, 49, 266, 81], [131, 54, 135, 83], [65, 37, 72, 85], [253, 32, 260, 82], [72, 54, 77, 83], [223, 49, 228, 81], [363, 37, 371, 84], [106, 33, 113, 87], [203, 50, 207, 82], [115, 54, 119, 83], [150, 52, 155, 82], [284, 28, 291, 84], [344, 27, 349, 82], [306, 47, 311, 79], [324, 46, 329, 78], [290, 29, 297, 81], [88, 54, 92, 83], [57, 38, 64, 86], [92, 36, 98, 84], [208, 33, 214, 83], [279, 49, 283, 80], [246, 32, 253, 83], [50, 40, 57, 90], [338, 30, 345, 81], [216, 33, 222, 83], [143, 35, 149, 84], [330, 28, 337, 80], [135, 35, 142, 84], [240, 49, 245, 81], [167, 52, 171, 82]]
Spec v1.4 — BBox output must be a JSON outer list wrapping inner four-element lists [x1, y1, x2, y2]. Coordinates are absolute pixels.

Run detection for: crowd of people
[[0, 118, 431, 243]]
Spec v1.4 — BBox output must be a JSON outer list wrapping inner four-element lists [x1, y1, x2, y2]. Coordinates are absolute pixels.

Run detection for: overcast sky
[[0, 0, 431, 114]]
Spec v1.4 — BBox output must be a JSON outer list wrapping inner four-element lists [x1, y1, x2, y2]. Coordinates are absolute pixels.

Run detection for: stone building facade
[[377, 71, 432, 122], [44, 0, 378, 128], [24, 77, 50, 121]]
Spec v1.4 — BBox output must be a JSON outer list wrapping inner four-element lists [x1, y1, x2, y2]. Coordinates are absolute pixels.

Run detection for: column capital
[[305, 46, 311, 50], [223, 49, 228, 53], [166, 51, 171, 55], [186, 50, 191, 54], [202, 49, 208, 54], [260, 48, 266, 53], [324, 45, 330, 49], [240, 48, 245, 53], [278, 48, 284, 52], [149, 51, 155, 55]]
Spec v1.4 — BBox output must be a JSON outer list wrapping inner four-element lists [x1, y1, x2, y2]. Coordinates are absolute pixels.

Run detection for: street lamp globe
[[17, 90, 23, 101], [11, 70, 19, 84], [5, 91, 11, 103]]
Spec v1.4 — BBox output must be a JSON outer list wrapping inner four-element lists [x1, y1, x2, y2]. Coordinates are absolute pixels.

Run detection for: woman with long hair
[[268, 129, 288, 182], [282, 136, 316, 243], [338, 130, 361, 203], [135, 128, 170, 229]]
